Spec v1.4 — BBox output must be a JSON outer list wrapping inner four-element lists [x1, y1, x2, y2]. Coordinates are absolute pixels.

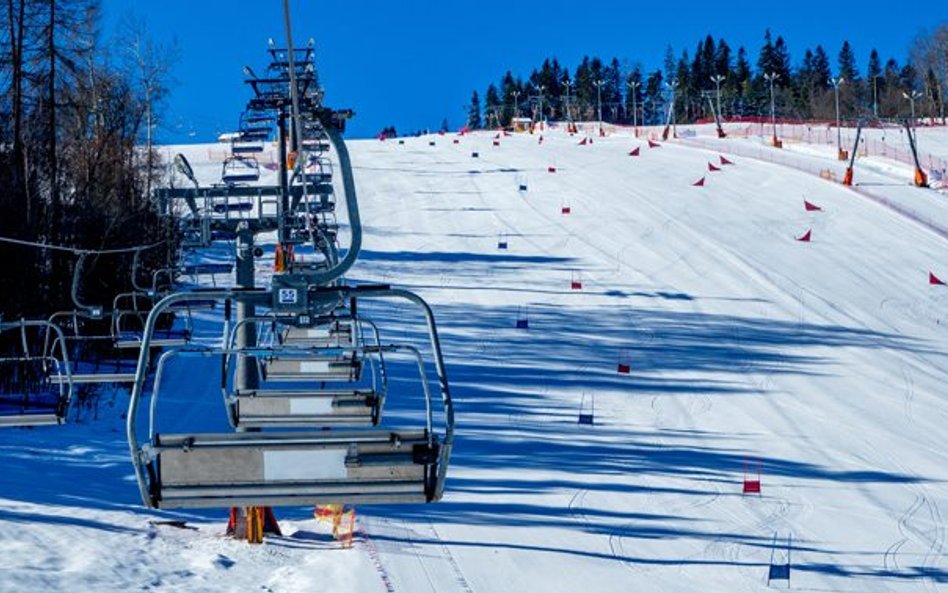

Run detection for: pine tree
[[867, 49, 882, 116], [837, 41, 861, 116], [715, 39, 732, 76], [773, 36, 792, 85], [501, 71, 517, 126], [734, 46, 752, 114], [602, 57, 622, 122], [838, 41, 859, 82], [574, 56, 592, 120], [484, 83, 501, 128], [467, 91, 481, 129], [812, 46, 832, 89], [644, 69, 664, 124], [757, 29, 776, 76]]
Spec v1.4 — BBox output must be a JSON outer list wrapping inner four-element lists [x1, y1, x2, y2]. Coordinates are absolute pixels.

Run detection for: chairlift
[[126, 288, 453, 509], [225, 316, 387, 429], [0, 320, 73, 427], [222, 156, 261, 185]]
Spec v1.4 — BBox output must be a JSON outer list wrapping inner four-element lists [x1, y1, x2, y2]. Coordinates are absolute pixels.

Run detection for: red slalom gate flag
[[720, 155, 735, 165], [692, 177, 706, 187], [796, 229, 812, 243], [804, 200, 823, 212], [629, 147, 640, 157], [930, 272, 946, 286], [648, 139, 661, 148], [708, 162, 721, 172]]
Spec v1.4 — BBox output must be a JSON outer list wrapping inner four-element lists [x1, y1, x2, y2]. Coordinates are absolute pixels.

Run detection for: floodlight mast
[[764, 72, 779, 146], [902, 89, 921, 123], [627, 79, 641, 128], [710, 74, 725, 124], [830, 76, 845, 157], [594, 79, 604, 135]]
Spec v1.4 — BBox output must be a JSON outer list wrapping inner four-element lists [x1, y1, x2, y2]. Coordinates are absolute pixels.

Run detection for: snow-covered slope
[[3, 127, 948, 592]]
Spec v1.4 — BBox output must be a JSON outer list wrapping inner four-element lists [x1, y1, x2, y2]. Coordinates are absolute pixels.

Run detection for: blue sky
[[99, 1, 945, 142]]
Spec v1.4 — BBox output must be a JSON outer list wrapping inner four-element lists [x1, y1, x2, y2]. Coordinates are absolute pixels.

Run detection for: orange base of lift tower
[[915, 168, 929, 188], [842, 167, 854, 186]]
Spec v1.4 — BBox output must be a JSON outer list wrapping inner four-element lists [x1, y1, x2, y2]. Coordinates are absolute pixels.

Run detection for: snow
[[4, 125, 948, 592]]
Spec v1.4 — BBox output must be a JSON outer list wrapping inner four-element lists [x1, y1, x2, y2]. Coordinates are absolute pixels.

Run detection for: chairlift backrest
[[126, 288, 453, 509]]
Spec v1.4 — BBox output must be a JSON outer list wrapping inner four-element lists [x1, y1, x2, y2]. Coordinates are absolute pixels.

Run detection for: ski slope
[[3, 127, 948, 592]]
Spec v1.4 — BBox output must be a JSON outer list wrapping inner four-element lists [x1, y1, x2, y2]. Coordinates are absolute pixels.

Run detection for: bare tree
[[117, 14, 178, 199], [911, 24, 948, 123]]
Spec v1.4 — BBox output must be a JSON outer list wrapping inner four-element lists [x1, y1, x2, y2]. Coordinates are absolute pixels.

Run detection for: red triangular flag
[[629, 147, 640, 157], [804, 200, 823, 212], [930, 272, 946, 286], [796, 229, 812, 242], [579, 137, 588, 146], [548, 166, 557, 173], [708, 162, 721, 172], [720, 155, 734, 165], [648, 139, 661, 148], [692, 177, 706, 187]]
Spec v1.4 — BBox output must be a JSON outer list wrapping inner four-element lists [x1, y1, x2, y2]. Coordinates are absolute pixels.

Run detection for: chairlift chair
[[46, 311, 139, 384], [126, 289, 453, 510], [0, 320, 74, 427], [225, 316, 387, 429], [222, 156, 261, 185]]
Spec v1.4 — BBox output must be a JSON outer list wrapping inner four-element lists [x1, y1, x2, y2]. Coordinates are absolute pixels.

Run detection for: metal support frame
[[125, 286, 453, 508]]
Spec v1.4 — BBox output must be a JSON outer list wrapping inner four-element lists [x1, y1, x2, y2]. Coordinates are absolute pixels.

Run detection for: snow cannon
[[904, 119, 929, 188], [842, 168, 854, 186]]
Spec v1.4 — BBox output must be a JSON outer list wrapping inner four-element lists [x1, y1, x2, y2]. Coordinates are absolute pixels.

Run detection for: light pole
[[665, 80, 679, 138], [513, 90, 521, 119], [873, 75, 882, 118], [710, 74, 725, 122], [627, 79, 641, 128], [594, 79, 604, 135], [831, 76, 845, 158], [902, 89, 922, 123], [537, 84, 546, 127], [764, 72, 780, 146]]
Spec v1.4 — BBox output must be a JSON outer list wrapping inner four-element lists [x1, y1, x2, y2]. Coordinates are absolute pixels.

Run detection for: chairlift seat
[[302, 140, 331, 152], [232, 142, 265, 154], [51, 372, 136, 384], [232, 388, 380, 428], [181, 263, 234, 276], [282, 324, 355, 348], [115, 334, 189, 350], [221, 172, 261, 185], [262, 356, 362, 382], [213, 201, 255, 213], [149, 429, 439, 508], [0, 410, 62, 427]]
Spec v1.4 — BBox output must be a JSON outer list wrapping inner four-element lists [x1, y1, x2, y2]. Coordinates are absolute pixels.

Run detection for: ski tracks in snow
[[360, 517, 474, 593]]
